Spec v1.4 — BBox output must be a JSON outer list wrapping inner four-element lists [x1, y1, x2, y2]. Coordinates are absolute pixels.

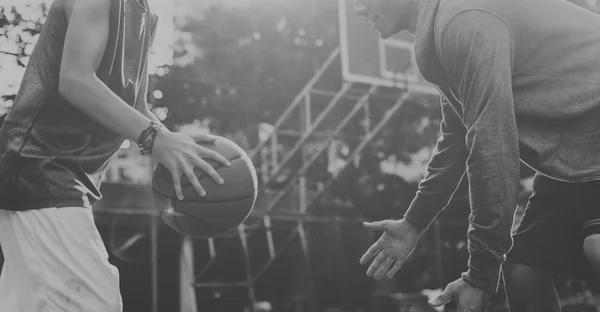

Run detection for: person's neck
[[405, 0, 420, 35], [137, 0, 147, 10]]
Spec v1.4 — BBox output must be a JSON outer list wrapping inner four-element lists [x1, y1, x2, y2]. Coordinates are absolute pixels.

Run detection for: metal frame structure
[[93, 208, 161, 312], [184, 47, 440, 312], [88, 46, 446, 312]]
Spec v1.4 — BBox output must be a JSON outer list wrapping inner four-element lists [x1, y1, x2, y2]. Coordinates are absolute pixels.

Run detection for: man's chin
[[375, 27, 398, 40], [377, 30, 393, 40], [379, 32, 392, 39], [375, 27, 403, 40]]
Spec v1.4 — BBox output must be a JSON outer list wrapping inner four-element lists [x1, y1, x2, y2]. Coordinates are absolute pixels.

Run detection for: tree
[[0, 1, 50, 121]]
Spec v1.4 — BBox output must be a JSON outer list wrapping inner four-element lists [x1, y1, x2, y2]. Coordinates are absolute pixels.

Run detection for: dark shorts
[[507, 173, 600, 281]]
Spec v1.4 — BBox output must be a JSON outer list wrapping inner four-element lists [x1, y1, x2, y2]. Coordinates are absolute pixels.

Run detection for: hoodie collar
[[414, 0, 452, 88]]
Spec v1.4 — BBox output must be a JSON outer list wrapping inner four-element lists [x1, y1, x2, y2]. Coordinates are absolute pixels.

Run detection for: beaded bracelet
[[137, 121, 162, 155]]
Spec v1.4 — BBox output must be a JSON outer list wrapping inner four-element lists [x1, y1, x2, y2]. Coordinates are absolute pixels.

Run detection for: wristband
[[137, 121, 162, 155]]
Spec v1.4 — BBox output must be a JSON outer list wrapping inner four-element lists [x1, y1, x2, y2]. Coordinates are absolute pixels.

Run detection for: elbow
[[58, 70, 72, 98], [58, 69, 94, 101], [58, 71, 80, 100]]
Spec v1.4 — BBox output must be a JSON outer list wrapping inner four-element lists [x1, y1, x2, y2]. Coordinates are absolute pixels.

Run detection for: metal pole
[[304, 92, 312, 132], [296, 221, 318, 312], [271, 131, 279, 175], [150, 215, 159, 312], [364, 95, 371, 134], [238, 224, 257, 312]]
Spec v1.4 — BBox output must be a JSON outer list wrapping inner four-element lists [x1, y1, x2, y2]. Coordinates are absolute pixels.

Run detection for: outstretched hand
[[359, 219, 421, 279]]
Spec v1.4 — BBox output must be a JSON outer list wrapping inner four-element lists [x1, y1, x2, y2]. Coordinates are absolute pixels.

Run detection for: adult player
[[0, 0, 229, 311], [354, 0, 600, 311]]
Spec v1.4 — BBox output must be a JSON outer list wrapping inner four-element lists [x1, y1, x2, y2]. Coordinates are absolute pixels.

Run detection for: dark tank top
[[0, 0, 158, 210]]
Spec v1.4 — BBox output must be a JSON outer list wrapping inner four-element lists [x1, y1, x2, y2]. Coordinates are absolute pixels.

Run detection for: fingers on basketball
[[183, 165, 206, 197], [171, 170, 183, 200], [195, 144, 231, 168], [192, 155, 223, 185]]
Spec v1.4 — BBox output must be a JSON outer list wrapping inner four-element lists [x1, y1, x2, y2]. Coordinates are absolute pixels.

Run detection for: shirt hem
[[0, 198, 92, 211], [521, 160, 600, 183]]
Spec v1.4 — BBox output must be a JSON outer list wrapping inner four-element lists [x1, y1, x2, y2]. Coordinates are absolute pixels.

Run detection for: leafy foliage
[[0, 1, 50, 117]]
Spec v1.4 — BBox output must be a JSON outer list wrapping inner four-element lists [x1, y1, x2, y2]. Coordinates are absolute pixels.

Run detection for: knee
[[583, 234, 600, 270], [502, 260, 559, 312], [502, 260, 540, 285], [502, 260, 553, 293], [502, 260, 520, 285], [502, 260, 534, 297]]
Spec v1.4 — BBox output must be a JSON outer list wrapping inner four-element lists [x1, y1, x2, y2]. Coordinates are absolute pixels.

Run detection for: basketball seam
[[171, 207, 238, 237], [172, 195, 254, 228], [152, 188, 256, 204]]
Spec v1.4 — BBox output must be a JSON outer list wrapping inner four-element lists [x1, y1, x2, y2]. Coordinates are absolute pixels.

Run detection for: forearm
[[462, 122, 520, 292], [59, 74, 151, 142], [137, 102, 162, 125], [403, 95, 469, 232], [404, 149, 467, 232]]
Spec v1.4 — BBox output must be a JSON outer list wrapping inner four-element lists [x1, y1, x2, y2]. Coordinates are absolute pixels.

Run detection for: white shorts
[[0, 207, 122, 312]]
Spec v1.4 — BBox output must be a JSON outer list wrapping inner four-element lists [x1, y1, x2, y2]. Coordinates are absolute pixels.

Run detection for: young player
[[0, 0, 229, 311]]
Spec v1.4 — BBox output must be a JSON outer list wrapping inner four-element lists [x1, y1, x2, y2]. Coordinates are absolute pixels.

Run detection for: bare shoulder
[[60, 0, 113, 74], [65, 0, 111, 23]]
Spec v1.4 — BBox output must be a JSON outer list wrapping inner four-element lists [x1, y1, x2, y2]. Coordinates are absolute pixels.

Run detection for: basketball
[[151, 136, 258, 238]]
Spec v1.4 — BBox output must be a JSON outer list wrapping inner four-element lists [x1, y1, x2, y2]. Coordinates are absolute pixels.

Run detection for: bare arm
[[135, 76, 161, 124], [59, 0, 151, 142], [135, 57, 162, 124], [59, 0, 230, 199], [134, 16, 162, 124]]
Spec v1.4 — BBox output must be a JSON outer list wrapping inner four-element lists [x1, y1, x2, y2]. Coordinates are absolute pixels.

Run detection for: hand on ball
[[152, 130, 231, 200]]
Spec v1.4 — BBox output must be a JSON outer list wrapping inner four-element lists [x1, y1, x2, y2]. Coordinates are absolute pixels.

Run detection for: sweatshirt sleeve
[[403, 94, 469, 231], [438, 10, 520, 292]]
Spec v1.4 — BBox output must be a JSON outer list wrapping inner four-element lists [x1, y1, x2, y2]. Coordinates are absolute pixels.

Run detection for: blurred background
[[1, 0, 600, 311]]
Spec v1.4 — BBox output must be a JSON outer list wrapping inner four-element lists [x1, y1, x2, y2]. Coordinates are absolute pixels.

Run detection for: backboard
[[338, 0, 439, 96]]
